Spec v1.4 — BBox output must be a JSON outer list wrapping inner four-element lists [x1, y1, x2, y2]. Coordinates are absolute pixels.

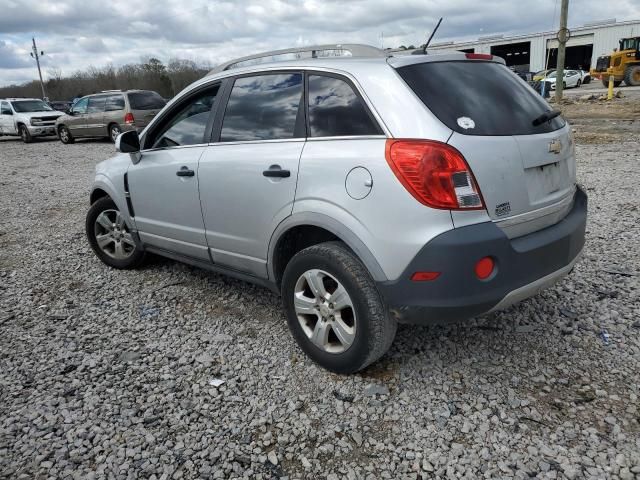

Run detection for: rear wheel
[[86, 197, 145, 269], [58, 125, 74, 144], [19, 125, 32, 143], [576, 79, 582, 88], [108, 123, 122, 143], [624, 65, 640, 86], [281, 241, 396, 374]]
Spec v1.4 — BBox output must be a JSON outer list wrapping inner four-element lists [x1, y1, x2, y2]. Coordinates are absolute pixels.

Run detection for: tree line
[[0, 58, 211, 101]]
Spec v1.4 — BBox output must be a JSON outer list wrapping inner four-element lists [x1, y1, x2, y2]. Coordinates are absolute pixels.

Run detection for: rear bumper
[[377, 186, 587, 324]]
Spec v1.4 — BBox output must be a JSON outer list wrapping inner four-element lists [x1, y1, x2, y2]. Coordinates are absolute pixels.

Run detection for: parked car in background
[[55, 90, 166, 144], [0, 98, 65, 143], [579, 70, 591, 84], [85, 45, 586, 373], [533, 69, 553, 81], [544, 70, 583, 89], [48, 100, 72, 112]]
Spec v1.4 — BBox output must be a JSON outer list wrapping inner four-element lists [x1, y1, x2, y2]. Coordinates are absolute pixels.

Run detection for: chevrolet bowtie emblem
[[548, 139, 562, 154]]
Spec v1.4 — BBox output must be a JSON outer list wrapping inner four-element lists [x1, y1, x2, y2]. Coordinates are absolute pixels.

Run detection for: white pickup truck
[[0, 98, 65, 143]]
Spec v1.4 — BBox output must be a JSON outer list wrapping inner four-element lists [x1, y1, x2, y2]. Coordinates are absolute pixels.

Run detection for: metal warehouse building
[[396, 18, 640, 73]]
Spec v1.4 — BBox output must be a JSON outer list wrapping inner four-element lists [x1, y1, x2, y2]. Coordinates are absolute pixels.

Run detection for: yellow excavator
[[590, 36, 640, 87]]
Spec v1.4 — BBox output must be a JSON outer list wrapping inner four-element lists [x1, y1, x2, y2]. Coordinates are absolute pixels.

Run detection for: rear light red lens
[[124, 113, 135, 124], [411, 271, 441, 281], [475, 257, 495, 280], [465, 53, 493, 60], [385, 139, 484, 210]]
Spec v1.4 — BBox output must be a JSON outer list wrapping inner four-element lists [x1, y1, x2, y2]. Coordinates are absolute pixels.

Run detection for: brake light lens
[[465, 53, 493, 60], [385, 139, 484, 210], [124, 112, 135, 125]]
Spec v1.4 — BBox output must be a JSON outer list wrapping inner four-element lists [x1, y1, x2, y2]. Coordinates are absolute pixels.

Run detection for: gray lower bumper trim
[[489, 249, 582, 312]]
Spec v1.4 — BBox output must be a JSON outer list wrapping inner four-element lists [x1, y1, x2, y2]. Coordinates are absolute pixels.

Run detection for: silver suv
[[86, 45, 587, 373]]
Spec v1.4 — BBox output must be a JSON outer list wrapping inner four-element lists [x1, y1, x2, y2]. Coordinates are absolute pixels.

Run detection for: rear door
[[198, 72, 305, 277], [126, 91, 166, 129], [396, 59, 575, 234], [0, 101, 15, 134], [104, 94, 125, 130]]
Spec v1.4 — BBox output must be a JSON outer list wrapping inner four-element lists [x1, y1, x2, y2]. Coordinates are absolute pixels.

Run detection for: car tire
[[623, 65, 640, 87], [58, 125, 74, 144], [86, 196, 145, 269], [281, 241, 396, 374], [19, 125, 33, 143], [109, 123, 122, 143], [563, 81, 567, 89], [576, 79, 581, 88], [583, 76, 591, 84]]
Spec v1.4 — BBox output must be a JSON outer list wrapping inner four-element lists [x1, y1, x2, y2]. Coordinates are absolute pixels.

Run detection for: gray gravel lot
[[0, 135, 639, 479]]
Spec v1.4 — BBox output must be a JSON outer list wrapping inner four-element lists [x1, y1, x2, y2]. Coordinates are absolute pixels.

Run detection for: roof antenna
[[422, 17, 443, 54]]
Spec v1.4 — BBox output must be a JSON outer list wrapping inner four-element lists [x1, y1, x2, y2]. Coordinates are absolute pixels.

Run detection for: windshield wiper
[[532, 110, 562, 126]]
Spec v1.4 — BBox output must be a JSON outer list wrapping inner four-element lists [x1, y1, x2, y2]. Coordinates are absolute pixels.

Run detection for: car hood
[[15, 110, 64, 119]]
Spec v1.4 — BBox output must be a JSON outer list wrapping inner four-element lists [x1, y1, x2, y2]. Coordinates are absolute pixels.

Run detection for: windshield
[[11, 100, 54, 112], [397, 60, 565, 136], [621, 38, 638, 50]]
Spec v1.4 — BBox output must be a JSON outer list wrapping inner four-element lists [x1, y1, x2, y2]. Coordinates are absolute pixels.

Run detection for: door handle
[[263, 165, 291, 178], [176, 166, 195, 177]]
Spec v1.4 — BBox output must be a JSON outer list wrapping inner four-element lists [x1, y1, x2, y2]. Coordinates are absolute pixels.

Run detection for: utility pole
[[555, 0, 569, 102], [30, 37, 47, 100]]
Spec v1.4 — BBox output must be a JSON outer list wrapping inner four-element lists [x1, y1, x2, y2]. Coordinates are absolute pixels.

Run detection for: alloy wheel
[[94, 209, 136, 260], [293, 269, 356, 354]]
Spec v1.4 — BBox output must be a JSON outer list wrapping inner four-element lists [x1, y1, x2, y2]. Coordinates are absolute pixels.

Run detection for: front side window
[[307, 75, 382, 137], [104, 95, 125, 112], [87, 96, 107, 114], [220, 73, 303, 142], [10, 99, 53, 113], [72, 98, 89, 115], [149, 86, 219, 149]]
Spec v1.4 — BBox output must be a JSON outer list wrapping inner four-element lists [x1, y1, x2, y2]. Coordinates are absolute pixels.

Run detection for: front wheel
[[576, 79, 581, 88], [624, 65, 640, 86], [86, 197, 145, 269], [109, 124, 122, 143], [58, 125, 74, 144], [19, 125, 33, 143], [281, 241, 396, 374]]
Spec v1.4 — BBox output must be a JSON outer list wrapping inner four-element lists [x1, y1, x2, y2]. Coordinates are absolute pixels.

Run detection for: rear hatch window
[[127, 91, 166, 110], [397, 61, 565, 136]]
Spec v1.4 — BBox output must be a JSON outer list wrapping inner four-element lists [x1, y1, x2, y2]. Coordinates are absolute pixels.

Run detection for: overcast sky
[[1, 0, 639, 86]]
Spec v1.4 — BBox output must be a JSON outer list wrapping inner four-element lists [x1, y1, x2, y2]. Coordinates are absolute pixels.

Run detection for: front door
[[198, 72, 305, 277], [67, 97, 89, 136], [127, 84, 221, 261]]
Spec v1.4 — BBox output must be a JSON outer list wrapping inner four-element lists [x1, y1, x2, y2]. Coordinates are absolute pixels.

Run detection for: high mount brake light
[[385, 139, 484, 210], [465, 53, 493, 60]]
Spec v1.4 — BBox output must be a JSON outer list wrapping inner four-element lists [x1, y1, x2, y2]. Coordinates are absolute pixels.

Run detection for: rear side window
[[397, 61, 565, 136], [87, 96, 106, 114], [307, 75, 382, 137], [105, 95, 125, 111], [128, 91, 166, 110], [220, 73, 303, 142]]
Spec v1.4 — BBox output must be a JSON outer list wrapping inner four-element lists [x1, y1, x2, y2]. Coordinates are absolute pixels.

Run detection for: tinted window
[[87, 96, 106, 114], [220, 73, 302, 142], [397, 61, 565, 136], [1, 102, 11, 115], [72, 97, 89, 114], [128, 91, 166, 110], [308, 75, 382, 137], [10, 100, 53, 112], [105, 95, 125, 111], [150, 86, 219, 149]]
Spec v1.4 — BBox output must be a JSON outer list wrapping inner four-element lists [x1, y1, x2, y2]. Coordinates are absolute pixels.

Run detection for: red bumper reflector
[[411, 271, 441, 281], [475, 257, 495, 280]]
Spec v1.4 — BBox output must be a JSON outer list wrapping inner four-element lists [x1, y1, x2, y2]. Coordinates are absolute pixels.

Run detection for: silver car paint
[[93, 52, 578, 288]]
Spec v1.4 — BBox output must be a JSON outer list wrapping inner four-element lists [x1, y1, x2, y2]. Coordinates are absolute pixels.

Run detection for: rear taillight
[[385, 139, 484, 210], [124, 112, 135, 125], [465, 53, 493, 60]]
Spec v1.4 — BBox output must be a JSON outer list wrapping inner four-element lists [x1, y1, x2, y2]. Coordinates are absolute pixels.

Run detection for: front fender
[[267, 211, 387, 283], [90, 174, 135, 230]]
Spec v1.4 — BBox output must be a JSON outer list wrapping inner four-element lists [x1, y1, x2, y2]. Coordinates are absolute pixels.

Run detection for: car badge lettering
[[548, 139, 562, 154]]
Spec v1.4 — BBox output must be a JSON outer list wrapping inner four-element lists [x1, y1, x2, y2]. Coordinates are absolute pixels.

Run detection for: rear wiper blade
[[532, 109, 562, 126]]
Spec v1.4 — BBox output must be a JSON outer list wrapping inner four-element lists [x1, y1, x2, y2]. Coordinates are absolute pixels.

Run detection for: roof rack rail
[[208, 44, 387, 75], [100, 89, 123, 93]]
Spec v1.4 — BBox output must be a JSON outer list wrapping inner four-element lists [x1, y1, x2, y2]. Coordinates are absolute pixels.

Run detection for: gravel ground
[[0, 134, 639, 480]]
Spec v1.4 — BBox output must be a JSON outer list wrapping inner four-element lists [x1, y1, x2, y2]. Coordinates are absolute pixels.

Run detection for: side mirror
[[116, 130, 140, 153]]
